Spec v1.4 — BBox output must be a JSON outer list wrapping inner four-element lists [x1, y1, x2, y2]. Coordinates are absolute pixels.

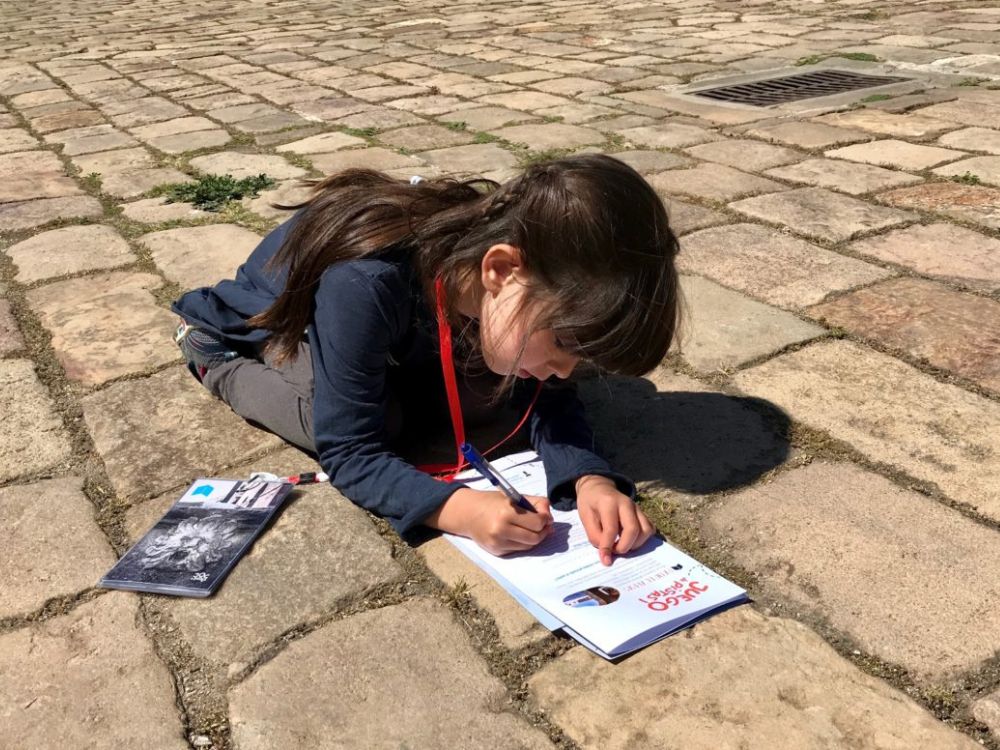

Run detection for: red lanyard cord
[[417, 278, 541, 481]]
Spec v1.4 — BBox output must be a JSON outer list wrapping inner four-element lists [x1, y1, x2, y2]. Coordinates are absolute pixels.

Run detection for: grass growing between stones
[[795, 52, 881, 66], [951, 172, 982, 186], [148, 174, 276, 211]]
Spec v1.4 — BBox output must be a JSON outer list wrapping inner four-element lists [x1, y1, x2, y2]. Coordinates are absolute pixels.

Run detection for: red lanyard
[[416, 278, 541, 480]]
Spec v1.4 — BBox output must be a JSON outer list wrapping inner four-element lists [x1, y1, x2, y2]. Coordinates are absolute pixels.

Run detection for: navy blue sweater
[[173, 215, 634, 533]]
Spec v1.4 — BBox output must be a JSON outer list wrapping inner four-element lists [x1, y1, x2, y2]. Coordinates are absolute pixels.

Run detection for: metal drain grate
[[691, 69, 909, 107]]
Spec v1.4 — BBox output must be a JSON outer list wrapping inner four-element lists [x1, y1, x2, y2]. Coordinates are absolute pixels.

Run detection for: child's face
[[477, 246, 580, 381]]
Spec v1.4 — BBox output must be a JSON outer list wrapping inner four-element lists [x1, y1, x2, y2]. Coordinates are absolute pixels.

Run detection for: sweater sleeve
[[309, 262, 463, 534], [523, 380, 637, 510]]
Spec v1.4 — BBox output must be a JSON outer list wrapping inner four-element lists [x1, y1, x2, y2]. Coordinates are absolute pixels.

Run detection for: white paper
[[447, 451, 747, 657]]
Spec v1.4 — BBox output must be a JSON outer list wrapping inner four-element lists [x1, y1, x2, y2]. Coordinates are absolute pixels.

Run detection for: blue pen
[[460, 442, 537, 513]]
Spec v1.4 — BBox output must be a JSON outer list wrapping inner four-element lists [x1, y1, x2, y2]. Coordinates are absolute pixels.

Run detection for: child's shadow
[[577, 373, 790, 496]]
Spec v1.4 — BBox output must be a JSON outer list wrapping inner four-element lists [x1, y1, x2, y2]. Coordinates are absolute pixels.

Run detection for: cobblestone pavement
[[2, 0, 1000, 748]]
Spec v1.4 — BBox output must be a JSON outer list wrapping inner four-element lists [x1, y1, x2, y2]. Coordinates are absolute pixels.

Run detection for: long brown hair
[[250, 153, 681, 378]]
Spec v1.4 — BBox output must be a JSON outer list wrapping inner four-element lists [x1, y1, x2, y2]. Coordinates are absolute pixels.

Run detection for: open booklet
[[99, 476, 293, 597], [446, 451, 748, 659]]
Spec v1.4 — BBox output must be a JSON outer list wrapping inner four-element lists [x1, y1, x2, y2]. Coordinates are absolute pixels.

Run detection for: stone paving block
[[230, 599, 555, 749], [308, 145, 427, 175], [933, 155, 1000, 187], [734, 340, 1000, 521], [274, 130, 366, 154], [974, 690, 1000, 742], [530, 607, 979, 750], [0, 594, 188, 749], [0, 298, 23, 355], [43, 124, 139, 155], [11, 89, 71, 108], [488, 122, 605, 151], [386, 95, 479, 117], [825, 139, 966, 170], [128, 116, 218, 141], [291, 96, 373, 123], [684, 139, 803, 171], [918, 99, 1000, 130], [100, 167, 192, 199], [648, 163, 785, 202], [0, 128, 39, 153], [0, 360, 71, 482], [29, 108, 106, 135], [148, 129, 231, 154], [351, 84, 429, 103], [847, 223, 1000, 292], [878, 182, 1000, 231], [665, 199, 729, 235], [578, 369, 790, 499], [126, 448, 400, 671], [119, 197, 214, 224], [233, 111, 313, 134], [417, 535, 550, 650], [765, 157, 921, 195], [184, 91, 257, 111], [418, 142, 518, 176], [737, 121, 873, 149], [588, 114, 655, 134], [188, 151, 306, 181], [6, 224, 135, 283], [332, 106, 424, 131], [27, 271, 177, 386], [810, 277, 1000, 392], [937, 127, 1000, 155], [477, 90, 571, 112], [535, 103, 619, 125], [0, 477, 114, 618], [207, 102, 282, 124], [0, 196, 103, 231], [0, 171, 81, 204], [679, 275, 825, 372], [81, 366, 281, 501], [612, 149, 692, 174], [378, 123, 475, 150], [729, 187, 916, 243], [679, 224, 893, 308], [242, 179, 312, 221], [104, 97, 190, 129], [615, 122, 716, 149], [531, 76, 614, 97], [70, 146, 155, 176], [814, 109, 961, 138], [138, 224, 261, 290], [705, 462, 1000, 681]]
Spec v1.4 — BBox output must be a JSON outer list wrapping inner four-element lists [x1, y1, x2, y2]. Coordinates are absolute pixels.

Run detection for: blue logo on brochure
[[191, 485, 214, 497]]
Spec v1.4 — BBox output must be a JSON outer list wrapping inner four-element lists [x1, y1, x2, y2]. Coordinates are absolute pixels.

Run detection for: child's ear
[[481, 243, 524, 293]]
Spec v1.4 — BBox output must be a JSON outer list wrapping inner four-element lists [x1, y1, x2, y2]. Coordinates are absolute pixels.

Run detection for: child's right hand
[[424, 487, 553, 556]]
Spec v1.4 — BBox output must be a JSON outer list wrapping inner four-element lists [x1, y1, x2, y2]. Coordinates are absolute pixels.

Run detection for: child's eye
[[554, 336, 566, 350]]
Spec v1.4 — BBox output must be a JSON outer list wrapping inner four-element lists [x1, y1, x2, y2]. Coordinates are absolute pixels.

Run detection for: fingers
[[613, 508, 640, 557], [527, 495, 553, 521], [596, 505, 619, 566], [508, 495, 552, 533]]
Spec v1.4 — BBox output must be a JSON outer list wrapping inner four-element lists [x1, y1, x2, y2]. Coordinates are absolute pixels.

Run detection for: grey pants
[[196, 341, 509, 458], [201, 341, 322, 453]]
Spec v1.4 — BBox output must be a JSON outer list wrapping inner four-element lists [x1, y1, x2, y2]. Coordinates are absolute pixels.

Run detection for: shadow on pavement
[[578, 374, 791, 496]]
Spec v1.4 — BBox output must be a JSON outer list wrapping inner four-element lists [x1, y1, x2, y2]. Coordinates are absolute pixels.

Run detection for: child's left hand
[[575, 475, 655, 566]]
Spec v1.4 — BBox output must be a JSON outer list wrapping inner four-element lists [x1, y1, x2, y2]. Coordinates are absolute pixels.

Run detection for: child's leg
[[200, 341, 317, 453]]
